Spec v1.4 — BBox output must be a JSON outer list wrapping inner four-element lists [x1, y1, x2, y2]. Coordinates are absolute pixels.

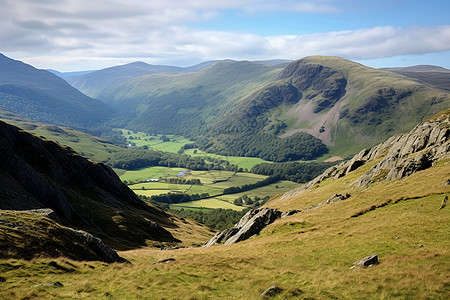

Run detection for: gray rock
[[353, 254, 379, 267], [71, 229, 130, 264], [153, 258, 175, 264], [23, 208, 61, 223], [439, 196, 448, 210], [205, 208, 282, 246], [260, 285, 282, 298], [280, 210, 300, 218], [33, 281, 64, 287]]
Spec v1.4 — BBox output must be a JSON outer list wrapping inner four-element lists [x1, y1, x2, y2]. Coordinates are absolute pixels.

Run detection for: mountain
[[68, 56, 449, 159], [0, 53, 114, 129], [0, 120, 204, 250], [381, 65, 450, 92], [66, 60, 220, 100]]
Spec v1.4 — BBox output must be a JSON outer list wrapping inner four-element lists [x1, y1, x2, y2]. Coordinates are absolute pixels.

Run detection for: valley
[[0, 53, 449, 299]]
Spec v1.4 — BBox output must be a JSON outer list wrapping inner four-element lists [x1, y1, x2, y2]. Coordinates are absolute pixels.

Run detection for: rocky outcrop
[[70, 229, 130, 263], [0, 210, 129, 263], [205, 208, 299, 246], [280, 111, 450, 200]]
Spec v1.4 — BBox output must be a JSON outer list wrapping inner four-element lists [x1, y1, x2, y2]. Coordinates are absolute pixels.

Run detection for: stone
[[353, 254, 379, 268], [205, 208, 283, 246], [71, 229, 130, 264], [24, 208, 61, 223], [153, 258, 176, 264], [33, 281, 64, 287], [439, 196, 448, 210], [260, 285, 282, 298]]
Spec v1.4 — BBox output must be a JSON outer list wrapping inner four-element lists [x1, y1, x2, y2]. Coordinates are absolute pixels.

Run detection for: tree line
[[250, 161, 336, 183], [106, 148, 239, 171]]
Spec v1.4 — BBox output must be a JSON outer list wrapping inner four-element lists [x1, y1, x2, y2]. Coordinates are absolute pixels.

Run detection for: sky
[[1, 0, 450, 72]]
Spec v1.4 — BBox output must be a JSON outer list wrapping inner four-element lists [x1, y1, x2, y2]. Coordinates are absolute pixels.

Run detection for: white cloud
[[2, 1, 449, 70]]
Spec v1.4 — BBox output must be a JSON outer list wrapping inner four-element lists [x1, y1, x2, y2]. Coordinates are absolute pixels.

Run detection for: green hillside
[[0, 53, 114, 129], [68, 56, 449, 160], [1, 110, 448, 300]]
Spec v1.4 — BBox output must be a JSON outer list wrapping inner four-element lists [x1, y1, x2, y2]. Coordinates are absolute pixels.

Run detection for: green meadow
[[119, 166, 300, 210], [118, 128, 271, 170]]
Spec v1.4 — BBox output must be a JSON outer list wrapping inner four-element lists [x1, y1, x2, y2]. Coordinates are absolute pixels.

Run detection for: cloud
[[2, 1, 449, 70]]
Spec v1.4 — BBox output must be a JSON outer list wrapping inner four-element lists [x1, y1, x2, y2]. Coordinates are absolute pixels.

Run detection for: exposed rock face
[[280, 111, 450, 200], [0, 120, 179, 249], [205, 208, 299, 246]]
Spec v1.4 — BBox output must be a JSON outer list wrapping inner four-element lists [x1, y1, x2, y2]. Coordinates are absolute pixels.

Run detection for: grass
[[170, 199, 245, 211], [1, 159, 449, 299], [121, 168, 289, 210], [0, 111, 123, 162]]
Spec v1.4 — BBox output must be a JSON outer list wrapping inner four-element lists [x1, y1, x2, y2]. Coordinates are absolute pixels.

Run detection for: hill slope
[[68, 56, 449, 159], [0, 120, 188, 250], [1, 112, 448, 299], [0, 53, 114, 129]]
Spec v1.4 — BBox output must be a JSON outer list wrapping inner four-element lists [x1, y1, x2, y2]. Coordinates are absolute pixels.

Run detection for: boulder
[[260, 285, 282, 298], [71, 229, 130, 264], [153, 258, 176, 264], [33, 281, 64, 287], [353, 254, 379, 268], [205, 208, 282, 246]]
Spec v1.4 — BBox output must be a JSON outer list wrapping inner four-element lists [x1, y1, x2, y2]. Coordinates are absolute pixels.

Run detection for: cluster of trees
[[233, 195, 270, 207], [165, 178, 201, 185], [250, 161, 336, 183], [169, 208, 251, 230], [106, 148, 239, 171], [149, 192, 210, 204], [223, 176, 280, 194]]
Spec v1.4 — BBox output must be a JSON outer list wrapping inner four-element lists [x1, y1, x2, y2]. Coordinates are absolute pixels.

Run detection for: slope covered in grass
[[1, 112, 448, 299]]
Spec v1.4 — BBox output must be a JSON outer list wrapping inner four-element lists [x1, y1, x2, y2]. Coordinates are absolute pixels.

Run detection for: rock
[[280, 210, 300, 218], [353, 254, 379, 267], [71, 229, 130, 264], [23, 208, 61, 223], [224, 208, 282, 245], [260, 285, 282, 298], [205, 208, 283, 246], [153, 258, 176, 264], [33, 281, 64, 287], [439, 196, 448, 210]]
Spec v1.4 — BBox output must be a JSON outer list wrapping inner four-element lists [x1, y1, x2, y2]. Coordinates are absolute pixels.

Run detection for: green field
[[119, 166, 299, 211], [170, 198, 245, 211], [118, 128, 271, 169]]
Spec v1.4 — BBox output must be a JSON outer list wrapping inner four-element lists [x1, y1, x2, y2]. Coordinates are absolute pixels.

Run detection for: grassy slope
[[2, 155, 448, 299], [275, 56, 450, 157], [0, 110, 123, 162]]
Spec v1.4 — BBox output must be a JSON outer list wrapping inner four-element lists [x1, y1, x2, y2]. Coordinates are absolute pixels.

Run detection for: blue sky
[[1, 0, 449, 71]]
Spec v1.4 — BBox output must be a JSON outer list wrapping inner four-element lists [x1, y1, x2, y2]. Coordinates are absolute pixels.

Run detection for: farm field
[[118, 166, 299, 210], [117, 128, 271, 169], [170, 198, 244, 211]]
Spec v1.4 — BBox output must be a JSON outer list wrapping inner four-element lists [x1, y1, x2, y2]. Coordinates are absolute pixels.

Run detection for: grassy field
[[119, 166, 298, 210], [170, 198, 244, 211], [1, 160, 448, 299], [118, 128, 271, 170]]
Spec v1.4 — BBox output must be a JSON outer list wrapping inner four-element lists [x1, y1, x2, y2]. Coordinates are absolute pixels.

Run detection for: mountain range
[[66, 56, 449, 158]]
